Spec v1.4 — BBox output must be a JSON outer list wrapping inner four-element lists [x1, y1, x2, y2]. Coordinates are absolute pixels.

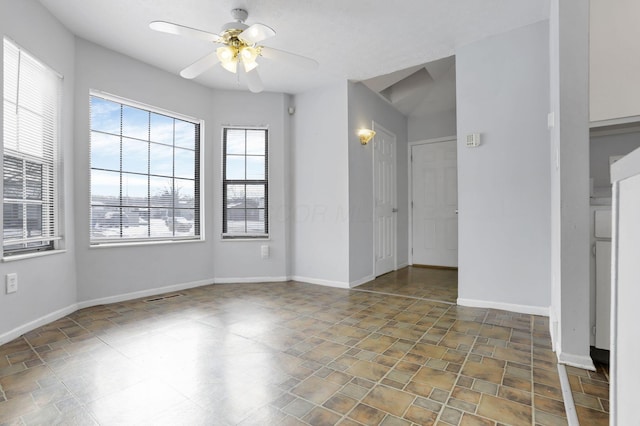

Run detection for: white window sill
[[90, 238, 205, 249], [2, 249, 67, 262], [221, 235, 270, 242]]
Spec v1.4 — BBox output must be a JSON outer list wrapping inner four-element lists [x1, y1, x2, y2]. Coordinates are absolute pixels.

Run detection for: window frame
[[221, 126, 269, 239], [88, 90, 204, 246], [2, 38, 62, 258]]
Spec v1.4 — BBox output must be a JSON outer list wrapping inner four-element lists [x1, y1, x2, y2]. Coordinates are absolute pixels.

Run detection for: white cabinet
[[591, 206, 612, 350], [594, 240, 611, 349], [610, 147, 640, 425]]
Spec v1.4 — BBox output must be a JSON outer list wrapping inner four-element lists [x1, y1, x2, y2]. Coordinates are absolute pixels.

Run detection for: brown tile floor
[[566, 364, 609, 426], [357, 267, 458, 304], [0, 267, 607, 425]]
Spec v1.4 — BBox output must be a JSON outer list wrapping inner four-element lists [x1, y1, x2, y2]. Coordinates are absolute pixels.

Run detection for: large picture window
[[3, 38, 62, 256], [222, 127, 268, 238], [89, 93, 201, 244]]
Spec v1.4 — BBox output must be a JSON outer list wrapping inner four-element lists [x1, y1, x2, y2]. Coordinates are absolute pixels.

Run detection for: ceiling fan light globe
[[216, 46, 236, 63], [221, 60, 238, 73], [240, 46, 258, 62]]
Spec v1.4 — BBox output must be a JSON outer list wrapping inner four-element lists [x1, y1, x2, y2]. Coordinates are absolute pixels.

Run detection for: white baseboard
[[349, 275, 375, 288], [457, 298, 550, 317], [557, 351, 596, 371], [76, 279, 214, 310], [557, 364, 580, 425], [0, 304, 78, 346], [289, 275, 350, 289], [549, 309, 559, 352], [397, 262, 409, 269], [212, 276, 289, 284]]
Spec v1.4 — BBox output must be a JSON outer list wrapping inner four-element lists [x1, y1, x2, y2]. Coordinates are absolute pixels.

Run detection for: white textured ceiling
[[38, 0, 549, 96]]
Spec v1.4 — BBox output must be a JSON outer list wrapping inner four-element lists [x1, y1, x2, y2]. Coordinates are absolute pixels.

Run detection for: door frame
[[408, 135, 457, 266], [372, 121, 398, 276]]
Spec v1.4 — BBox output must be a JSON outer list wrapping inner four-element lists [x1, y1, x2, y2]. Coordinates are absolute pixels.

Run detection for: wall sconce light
[[357, 128, 376, 145]]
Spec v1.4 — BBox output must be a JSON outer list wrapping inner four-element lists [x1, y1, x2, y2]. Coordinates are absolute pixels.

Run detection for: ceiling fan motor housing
[[220, 8, 249, 33]]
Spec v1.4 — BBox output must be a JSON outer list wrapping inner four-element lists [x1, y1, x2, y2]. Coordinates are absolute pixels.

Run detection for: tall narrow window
[[89, 92, 201, 244], [3, 38, 62, 256], [222, 127, 268, 238]]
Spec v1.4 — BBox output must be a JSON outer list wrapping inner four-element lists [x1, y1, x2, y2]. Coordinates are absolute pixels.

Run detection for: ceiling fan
[[149, 8, 318, 93]]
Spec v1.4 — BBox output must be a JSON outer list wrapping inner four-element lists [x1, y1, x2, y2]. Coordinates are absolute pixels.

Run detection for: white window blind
[[89, 92, 202, 244], [3, 38, 61, 256], [222, 127, 268, 238]]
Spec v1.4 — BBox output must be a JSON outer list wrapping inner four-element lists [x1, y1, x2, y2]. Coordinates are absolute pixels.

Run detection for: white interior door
[[411, 140, 458, 267], [374, 125, 396, 276]]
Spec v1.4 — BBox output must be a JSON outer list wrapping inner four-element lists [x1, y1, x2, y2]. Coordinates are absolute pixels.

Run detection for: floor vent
[[144, 293, 184, 302]]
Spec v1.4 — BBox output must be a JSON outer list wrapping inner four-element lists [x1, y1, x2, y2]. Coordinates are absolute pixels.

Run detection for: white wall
[[456, 20, 551, 314], [549, 0, 592, 368], [0, 0, 77, 343], [590, 0, 640, 122], [347, 82, 408, 283], [408, 109, 457, 143], [291, 83, 350, 286]]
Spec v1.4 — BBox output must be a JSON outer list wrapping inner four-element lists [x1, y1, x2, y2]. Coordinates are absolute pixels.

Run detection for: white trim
[[0, 304, 78, 346], [557, 351, 596, 371], [290, 275, 350, 289], [212, 276, 289, 284], [609, 179, 620, 425], [397, 262, 409, 269], [590, 115, 640, 129], [90, 90, 200, 124], [76, 279, 214, 310], [549, 308, 559, 352], [349, 274, 375, 288], [90, 238, 204, 249], [2, 249, 67, 262], [457, 298, 550, 316], [557, 364, 580, 426], [408, 136, 457, 146], [407, 136, 457, 267]]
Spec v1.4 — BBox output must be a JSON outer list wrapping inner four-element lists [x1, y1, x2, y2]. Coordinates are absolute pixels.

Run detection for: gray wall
[[74, 40, 291, 303], [590, 130, 640, 195], [291, 82, 350, 286], [549, 0, 592, 368], [456, 20, 551, 312], [347, 82, 408, 283], [210, 90, 291, 282], [408, 109, 457, 142], [74, 39, 215, 302], [0, 0, 77, 342]]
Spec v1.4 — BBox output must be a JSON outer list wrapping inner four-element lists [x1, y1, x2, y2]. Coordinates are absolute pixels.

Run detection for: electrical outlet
[[6, 273, 17, 294]]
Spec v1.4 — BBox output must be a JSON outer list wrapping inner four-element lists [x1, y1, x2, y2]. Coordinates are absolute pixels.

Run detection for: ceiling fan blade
[[180, 52, 220, 79], [259, 47, 319, 70], [149, 21, 220, 43], [244, 66, 264, 93], [239, 23, 276, 44]]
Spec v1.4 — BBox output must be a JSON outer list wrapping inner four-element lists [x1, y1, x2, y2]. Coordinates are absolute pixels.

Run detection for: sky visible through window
[[90, 95, 199, 241]]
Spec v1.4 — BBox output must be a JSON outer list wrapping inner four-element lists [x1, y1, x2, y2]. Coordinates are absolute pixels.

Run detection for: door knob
[[392, 208, 398, 213]]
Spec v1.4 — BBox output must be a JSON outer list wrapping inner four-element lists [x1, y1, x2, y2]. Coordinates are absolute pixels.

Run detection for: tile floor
[[566, 365, 609, 426], [0, 268, 608, 425]]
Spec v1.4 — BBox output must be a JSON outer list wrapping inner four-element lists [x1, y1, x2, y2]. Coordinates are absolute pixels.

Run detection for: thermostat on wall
[[466, 133, 481, 147]]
